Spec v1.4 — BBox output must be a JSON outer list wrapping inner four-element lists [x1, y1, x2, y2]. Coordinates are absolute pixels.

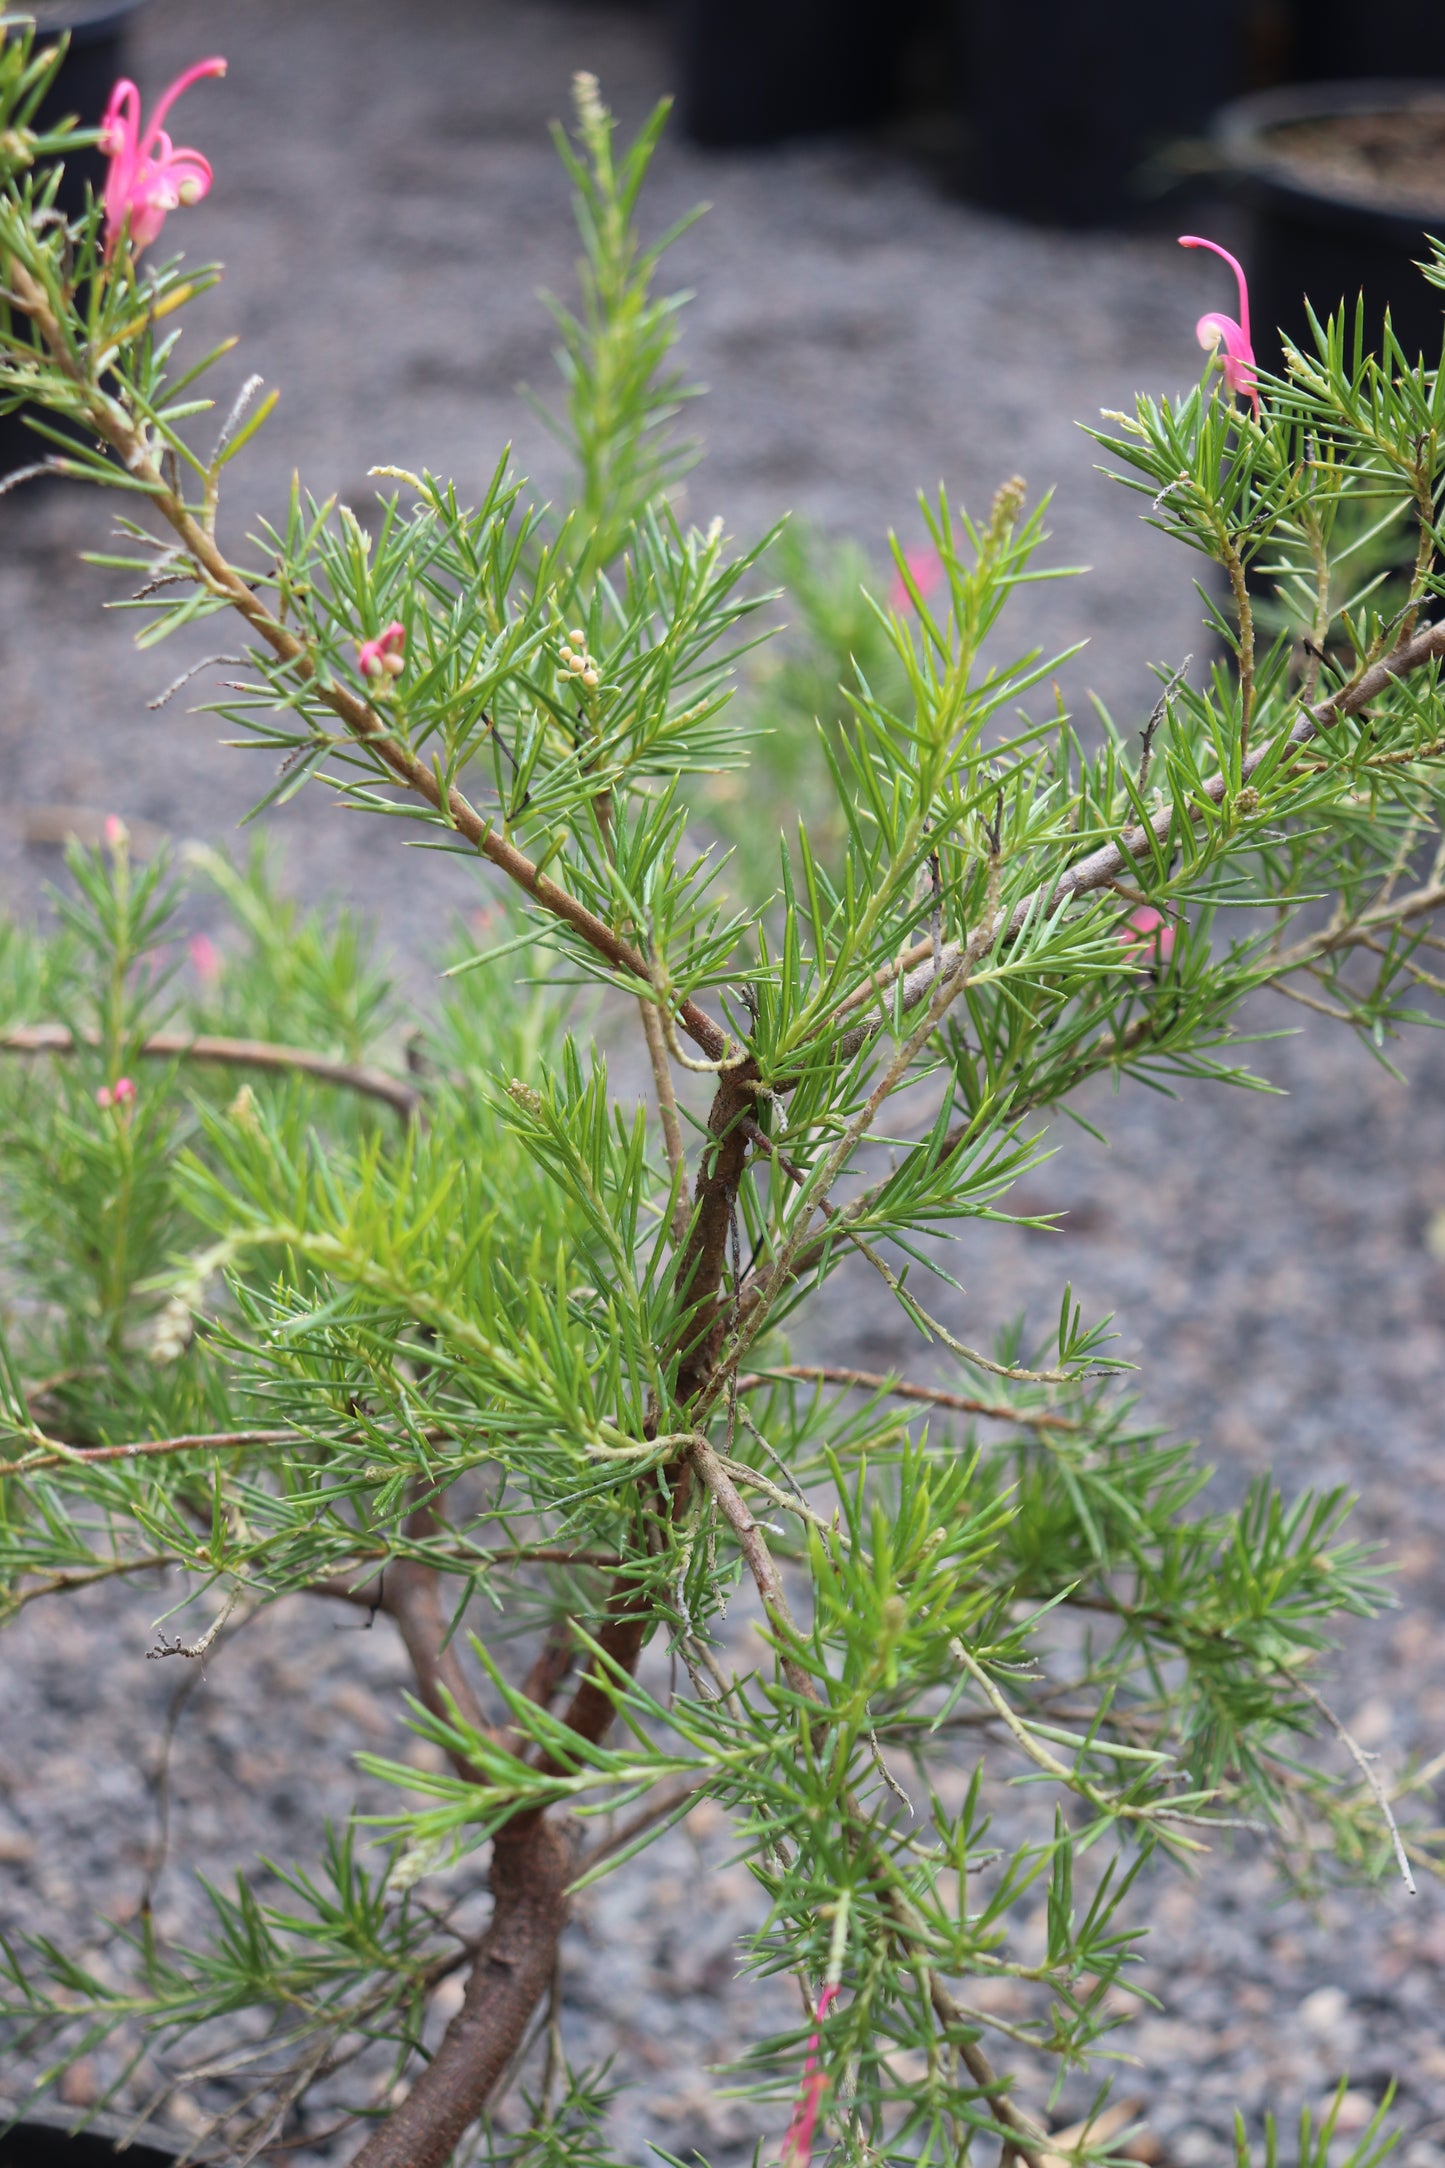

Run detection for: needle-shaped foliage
[[0, 31, 1442, 2168]]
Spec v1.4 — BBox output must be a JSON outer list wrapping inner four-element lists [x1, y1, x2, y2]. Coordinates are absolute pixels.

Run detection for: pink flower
[[1178, 235, 1259, 419], [357, 621, 406, 680], [780, 1982, 839, 2168], [188, 933, 222, 985], [99, 57, 227, 257], [1119, 906, 1176, 966], [888, 545, 945, 615], [96, 1076, 137, 1111], [102, 814, 127, 849]]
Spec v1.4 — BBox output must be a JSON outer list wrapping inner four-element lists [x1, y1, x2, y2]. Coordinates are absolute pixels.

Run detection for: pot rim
[[0, 2105, 183, 2166], [8, 1, 147, 41], [1212, 78, 1445, 233]]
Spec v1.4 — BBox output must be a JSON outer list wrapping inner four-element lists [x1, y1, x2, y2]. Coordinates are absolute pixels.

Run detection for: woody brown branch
[[673, 1056, 759, 1404], [524, 1062, 763, 1771], [383, 1058, 768, 2147], [382, 1506, 502, 1769], [0, 1022, 422, 1122], [347, 1810, 573, 2168], [348, 1058, 763, 2154]]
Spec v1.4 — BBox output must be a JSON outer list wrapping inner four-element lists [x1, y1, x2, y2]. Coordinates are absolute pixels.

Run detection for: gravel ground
[[2, 1, 1445, 2163]]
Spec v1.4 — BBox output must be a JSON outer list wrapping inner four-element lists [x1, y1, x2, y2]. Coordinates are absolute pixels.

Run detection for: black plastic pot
[[1295, 0, 1445, 80], [1212, 80, 1445, 374], [21, 3, 144, 217], [0, 2, 144, 485], [674, 0, 921, 148], [0, 2116, 180, 2167], [955, 0, 1244, 227]]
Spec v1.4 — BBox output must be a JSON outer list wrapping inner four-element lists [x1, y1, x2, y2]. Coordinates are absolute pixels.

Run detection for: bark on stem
[[347, 1814, 573, 2168], [384, 1507, 502, 1765], [672, 1058, 759, 1403]]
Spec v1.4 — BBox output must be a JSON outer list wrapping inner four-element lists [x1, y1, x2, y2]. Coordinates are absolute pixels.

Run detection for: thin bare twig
[[146, 652, 247, 708], [928, 1977, 1050, 2168], [0, 1427, 301, 1479], [740, 1364, 1081, 1434], [638, 993, 691, 1244], [1289, 1673, 1417, 1895], [147, 1583, 243, 1661], [1138, 657, 1191, 793], [688, 1434, 811, 1694], [0, 1022, 422, 1122], [573, 1779, 704, 1876], [1, 1552, 175, 1618]]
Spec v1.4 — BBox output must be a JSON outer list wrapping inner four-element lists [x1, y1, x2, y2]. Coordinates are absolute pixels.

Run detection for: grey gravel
[[2, 0, 1444, 2162]]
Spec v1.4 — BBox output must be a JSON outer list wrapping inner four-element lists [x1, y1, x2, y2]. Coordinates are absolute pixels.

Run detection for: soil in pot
[[1214, 82, 1445, 374], [1262, 103, 1445, 221], [674, 0, 921, 148]]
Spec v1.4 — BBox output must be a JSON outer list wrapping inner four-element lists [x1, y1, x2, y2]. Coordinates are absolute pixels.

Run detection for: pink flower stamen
[[780, 1982, 839, 2168], [888, 545, 945, 615], [100, 57, 226, 258], [1178, 235, 1260, 420], [357, 621, 407, 680], [1119, 906, 1176, 965]]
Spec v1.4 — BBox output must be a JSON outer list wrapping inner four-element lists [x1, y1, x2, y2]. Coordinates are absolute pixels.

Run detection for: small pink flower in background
[[888, 545, 945, 615], [358, 620, 407, 680], [96, 1076, 137, 1111], [1178, 235, 1259, 419], [102, 813, 127, 850], [780, 1982, 839, 2168], [188, 933, 222, 985], [99, 58, 227, 257], [1119, 906, 1176, 966]]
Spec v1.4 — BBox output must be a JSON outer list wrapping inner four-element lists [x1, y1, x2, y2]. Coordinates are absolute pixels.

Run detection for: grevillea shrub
[[2, 30, 1444, 2168]]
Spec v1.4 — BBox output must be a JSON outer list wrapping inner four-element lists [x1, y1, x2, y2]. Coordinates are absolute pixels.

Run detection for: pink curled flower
[[780, 1982, 839, 2168], [99, 57, 227, 257], [188, 933, 222, 985], [888, 545, 945, 615], [1119, 906, 1176, 966], [1178, 235, 1259, 419], [96, 1076, 137, 1111], [357, 621, 406, 680]]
